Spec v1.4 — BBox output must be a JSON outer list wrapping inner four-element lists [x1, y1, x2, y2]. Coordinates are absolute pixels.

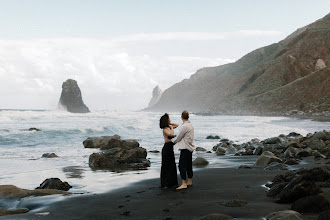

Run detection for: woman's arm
[[170, 123, 179, 129]]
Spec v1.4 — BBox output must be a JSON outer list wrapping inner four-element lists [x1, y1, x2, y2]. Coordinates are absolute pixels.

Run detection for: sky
[[0, 0, 329, 110]]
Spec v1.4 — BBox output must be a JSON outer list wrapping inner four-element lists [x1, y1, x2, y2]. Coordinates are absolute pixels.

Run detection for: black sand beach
[[1, 167, 318, 220]]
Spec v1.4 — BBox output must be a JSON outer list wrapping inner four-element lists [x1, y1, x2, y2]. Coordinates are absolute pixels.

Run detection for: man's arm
[[172, 125, 186, 144]]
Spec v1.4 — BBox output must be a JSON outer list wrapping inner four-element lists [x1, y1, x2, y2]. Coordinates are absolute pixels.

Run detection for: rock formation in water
[[58, 79, 90, 113], [146, 13, 330, 115], [148, 85, 163, 108]]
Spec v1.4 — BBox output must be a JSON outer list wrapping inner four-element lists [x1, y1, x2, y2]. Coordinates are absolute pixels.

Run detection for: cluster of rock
[[266, 167, 330, 215], [36, 178, 72, 191], [84, 135, 150, 169], [212, 131, 329, 168]]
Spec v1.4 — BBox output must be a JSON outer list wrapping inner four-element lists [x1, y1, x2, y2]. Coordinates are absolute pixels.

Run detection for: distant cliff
[[148, 86, 163, 108], [146, 13, 330, 115], [58, 79, 90, 113]]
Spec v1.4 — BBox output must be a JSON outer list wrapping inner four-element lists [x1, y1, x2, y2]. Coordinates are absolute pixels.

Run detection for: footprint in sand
[[118, 205, 124, 209], [125, 195, 130, 198], [136, 190, 146, 194], [120, 211, 130, 216]]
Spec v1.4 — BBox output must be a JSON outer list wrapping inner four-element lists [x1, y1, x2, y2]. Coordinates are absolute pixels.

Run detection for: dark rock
[[100, 138, 139, 150], [284, 141, 301, 149], [284, 159, 300, 165], [272, 170, 297, 185], [263, 144, 276, 153], [267, 182, 287, 197], [255, 151, 282, 166], [89, 147, 148, 169], [192, 157, 209, 166], [265, 210, 302, 220], [83, 135, 121, 148], [284, 147, 300, 158], [275, 179, 322, 203], [296, 147, 313, 158], [313, 131, 327, 141], [264, 162, 288, 170], [29, 128, 41, 131], [238, 165, 252, 169], [288, 132, 301, 137], [36, 178, 72, 191], [318, 210, 330, 220], [196, 147, 207, 152], [0, 208, 29, 216], [264, 137, 281, 145], [297, 167, 330, 182], [148, 150, 160, 153], [206, 135, 220, 139], [254, 145, 263, 155], [219, 200, 247, 207], [194, 213, 234, 220], [206, 151, 212, 153], [314, 151, 327, 159], [58, 79, 90, 113], [220, 138, 229, 142], [306, 140, 326, 150], [216, 147, 226, 156], [291, 193, 330, 213], [42, 153, 58, 158]]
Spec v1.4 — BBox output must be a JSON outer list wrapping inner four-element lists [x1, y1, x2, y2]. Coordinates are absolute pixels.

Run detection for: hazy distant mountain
[[146, 13, 330, 115], [148, 85, 163, 108]]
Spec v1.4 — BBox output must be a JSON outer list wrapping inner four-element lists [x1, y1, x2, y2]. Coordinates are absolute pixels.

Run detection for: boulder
[[100, 138, 139, 150], [254, 145, 263, 155], [291, 193, 330, 213], [89, 147, 149, 169], [265, 210, 302, 220], [264, 162, 288, 170], [83, 135, 120, 148], [147, 85, 163, 107], [216, 147, 226, 156], [306, 140, 326, 150], [194, 213, 234, 220], [0, 185, 69, 199], [284, 159, 300, 165], [264, 137, 281, 144], [263, 144, 276, 153], [58, 79, 90, 113], [225, 145, 237, 155], [315, 59, 326, 71], [313, 131, 327, 141], [206, 135, 220, 139], [284, 147, 300, 158], [275, 178, 322, 203], [196, 147, 207, 152], [267, 182, 287, 198], [285, 141, 301, 149], [36, 178, 72, 191], [0, 208, 29, 216], [255, 151, 282, 166], [42, 153, 58, 158], [297, 167, 330, 182], [192, 157, 209, 166], [28, 127, 41, 131], [296, 147, 313, 158]]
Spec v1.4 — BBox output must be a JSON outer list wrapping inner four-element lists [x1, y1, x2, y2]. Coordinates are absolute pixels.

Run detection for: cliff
[[147, 86, 163, 108], [147, 13, 330, 115], [58, 79, 90, 113]]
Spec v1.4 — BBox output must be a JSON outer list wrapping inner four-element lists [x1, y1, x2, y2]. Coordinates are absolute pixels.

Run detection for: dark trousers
[[178, 149, 193, 180]]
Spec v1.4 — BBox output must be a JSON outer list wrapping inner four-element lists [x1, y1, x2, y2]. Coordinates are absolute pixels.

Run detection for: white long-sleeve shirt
[[173, 121, 195, 152]]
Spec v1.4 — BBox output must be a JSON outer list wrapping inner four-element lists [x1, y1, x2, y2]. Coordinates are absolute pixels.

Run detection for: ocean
[[0, 109, 329, 194]]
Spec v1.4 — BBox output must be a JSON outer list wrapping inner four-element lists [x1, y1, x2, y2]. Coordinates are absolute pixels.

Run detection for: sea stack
[[58, 79, 90, 113], [148, 85, 163, 108]]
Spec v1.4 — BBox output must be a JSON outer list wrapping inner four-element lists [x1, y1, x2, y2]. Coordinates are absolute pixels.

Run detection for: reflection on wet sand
[[62, 166, 85, 179]]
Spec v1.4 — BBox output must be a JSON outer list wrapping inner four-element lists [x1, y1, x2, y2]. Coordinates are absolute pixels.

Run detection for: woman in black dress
[[159, 113, 179, 188]]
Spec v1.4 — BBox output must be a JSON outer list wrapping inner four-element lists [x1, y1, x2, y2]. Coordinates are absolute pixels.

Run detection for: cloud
[[0, 30, 284, 110]]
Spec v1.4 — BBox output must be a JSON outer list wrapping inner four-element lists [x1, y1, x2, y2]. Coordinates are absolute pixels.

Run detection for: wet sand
[[3, 168, 297, 220]]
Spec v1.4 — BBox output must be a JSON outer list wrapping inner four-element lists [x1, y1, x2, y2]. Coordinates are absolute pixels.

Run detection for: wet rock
[[220, 138, 229, 142], [29, 127, 41, 131], [206, 135, 220, 139], [296, 147, 313, 158], [314, 151, 327, 159], [213, 142, 227, 151], [0, 208, 29, 216], [265, 210, 302, 220], [83, 135, 121, 148], [254, 145, 264, 155], [194, 213, 234, 220], [264, 137, 281, 145], [192, 157, 209, 166], [263, 144, 276, 153], [297, 167, 330, 182], [287, 132, 302, 138], [291, 193, 330, 213], [267, 182, 287, 198], [238, 165, 252, 169], [89, 147, 148, 169], [225, 145, 237, 155], [206, 151, 212, 153], [306, 140, 326, 151], [264, 162, 288, 170], [285, 141, 301, 149], [255, 151, 282, 166], [0, 185, 69, 199], [196, 147, 207, 152], [216, 147, 226, 156], [275, 179, 322, 203], [42, 153, 58, 158], [284, 159, 300, 165], [272, 170, 297, 185], [148, 150, 160, 153], [36, 178, 72, 191], [284, 147, 300, 158], [313, 131, 327, 141]]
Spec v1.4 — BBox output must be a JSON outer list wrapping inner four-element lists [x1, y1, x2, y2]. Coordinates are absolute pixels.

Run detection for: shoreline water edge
[[0, 110, 329, 219]]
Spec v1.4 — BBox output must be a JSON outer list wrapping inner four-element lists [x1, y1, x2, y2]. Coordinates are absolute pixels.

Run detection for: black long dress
[[161, 142, 178, 188]]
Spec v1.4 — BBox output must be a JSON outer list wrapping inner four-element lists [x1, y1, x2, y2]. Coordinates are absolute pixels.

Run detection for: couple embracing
[[159, 110, 194, 190]]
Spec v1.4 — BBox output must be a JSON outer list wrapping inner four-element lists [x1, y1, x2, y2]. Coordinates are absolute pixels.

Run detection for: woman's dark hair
[[160, 113, 170, 129]]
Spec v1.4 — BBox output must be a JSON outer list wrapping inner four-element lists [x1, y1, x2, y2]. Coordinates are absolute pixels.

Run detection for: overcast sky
[[0, 0, 329, 110]]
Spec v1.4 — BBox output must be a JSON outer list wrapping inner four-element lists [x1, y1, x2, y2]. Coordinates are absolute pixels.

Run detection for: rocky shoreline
[[1, 130, 329, 219]]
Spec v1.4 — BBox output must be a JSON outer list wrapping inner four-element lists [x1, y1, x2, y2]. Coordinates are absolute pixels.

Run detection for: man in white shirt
[[172, 110, 195, 190]]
